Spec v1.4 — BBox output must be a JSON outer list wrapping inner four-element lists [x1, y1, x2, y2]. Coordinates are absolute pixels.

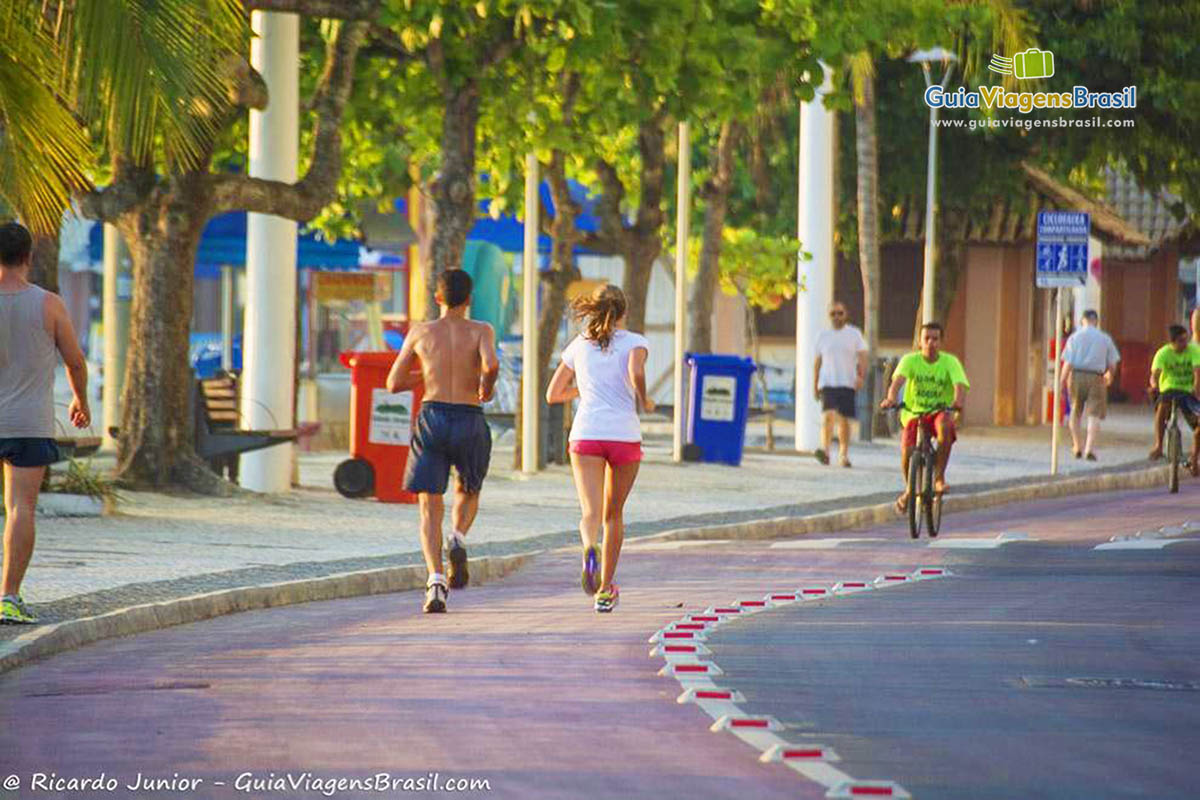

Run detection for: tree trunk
[[115, 181, 227, 493], [621, 118, 667, 333], [428, 84, 479, 315], [688, 121, 738, 354], [29, 231, 59, 294], [854, 74, 881, 359], [934, 210, 968, 326]]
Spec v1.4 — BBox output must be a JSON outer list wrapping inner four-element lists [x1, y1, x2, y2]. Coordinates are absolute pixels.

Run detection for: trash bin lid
[[685, 353, 757, 372], [338, 351, 399, 369]]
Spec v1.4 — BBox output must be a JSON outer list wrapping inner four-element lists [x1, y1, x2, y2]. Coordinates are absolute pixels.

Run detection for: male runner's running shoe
[[447, 539, 469, 589], [423, 581, 448, 614], [0, 595, 37, 625], [594, 584, 619, 613], [581, 544, 600, 596]]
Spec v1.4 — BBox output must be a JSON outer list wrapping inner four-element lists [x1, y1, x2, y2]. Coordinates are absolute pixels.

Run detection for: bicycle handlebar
[[883, 402, 960, 418]]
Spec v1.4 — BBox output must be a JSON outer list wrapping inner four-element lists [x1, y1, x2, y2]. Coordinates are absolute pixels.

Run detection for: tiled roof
[[1104, 169, 1195, 261], [887, 163, 1150, 248]]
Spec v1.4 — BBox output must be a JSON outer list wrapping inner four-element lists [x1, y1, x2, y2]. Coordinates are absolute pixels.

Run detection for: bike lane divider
[[651, 568, 952, 799]]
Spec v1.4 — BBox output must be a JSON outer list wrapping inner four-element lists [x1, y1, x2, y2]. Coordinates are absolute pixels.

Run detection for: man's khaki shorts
[[1069, 371, 1107, 419]]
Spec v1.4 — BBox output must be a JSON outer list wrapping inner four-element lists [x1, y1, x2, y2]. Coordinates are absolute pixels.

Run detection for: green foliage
[[1021, 0, 1200, 214], [0, 6, 91, 233], [709, 228, 806, 312], [0, 0, 246, 232]]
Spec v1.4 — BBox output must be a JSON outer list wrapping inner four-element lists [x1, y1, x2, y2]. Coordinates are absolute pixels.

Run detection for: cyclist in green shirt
[[1147, 324, 1200, 471], [880, 322, 970, 512]]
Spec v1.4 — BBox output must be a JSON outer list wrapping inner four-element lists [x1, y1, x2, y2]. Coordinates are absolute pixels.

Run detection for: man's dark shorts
[[820, 387, 857, 419], [0, 438, 60, 468], [1157, 391, 1200, 430], [403, 402, 491, 495]]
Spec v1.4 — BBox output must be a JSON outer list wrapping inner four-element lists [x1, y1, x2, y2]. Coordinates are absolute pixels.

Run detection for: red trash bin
[[335, 351, 423, 503]]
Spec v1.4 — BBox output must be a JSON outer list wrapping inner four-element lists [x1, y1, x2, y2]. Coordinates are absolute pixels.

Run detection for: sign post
[[1036, 211, 1090, 476]]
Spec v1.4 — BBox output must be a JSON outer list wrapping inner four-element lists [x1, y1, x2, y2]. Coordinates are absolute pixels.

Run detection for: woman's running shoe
[[594, 584, 619, 613], [581, 544, 600, 595]]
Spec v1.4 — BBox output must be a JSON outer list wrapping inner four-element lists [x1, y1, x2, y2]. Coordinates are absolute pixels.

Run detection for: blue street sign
[[1036, 211, 1090, 288]]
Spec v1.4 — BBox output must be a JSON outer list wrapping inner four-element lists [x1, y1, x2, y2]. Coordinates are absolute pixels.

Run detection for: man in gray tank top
[[0, 222, 90, 624]]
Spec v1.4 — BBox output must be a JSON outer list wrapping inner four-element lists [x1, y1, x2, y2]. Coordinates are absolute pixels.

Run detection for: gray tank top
[[0, 285, 56, 438]]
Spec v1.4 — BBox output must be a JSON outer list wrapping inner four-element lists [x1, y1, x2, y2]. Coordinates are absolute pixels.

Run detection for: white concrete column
[[795, 66, 836, 452], [220, 264, 235, 373], [101, 224, 131, 451], [240, 11, 299, 493], [673, 121, 691, 463], [521, 153, 540, 474]]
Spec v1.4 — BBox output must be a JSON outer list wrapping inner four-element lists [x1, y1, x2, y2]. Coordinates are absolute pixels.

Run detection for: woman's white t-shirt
[[561, 329, 650, 442]]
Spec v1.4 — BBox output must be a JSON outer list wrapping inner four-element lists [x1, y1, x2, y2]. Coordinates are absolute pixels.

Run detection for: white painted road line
[[1093, 538, 1199, 550], [627, 539, 733, 550], [770, 538, 888, 549], [928, 532, 1036, 549]]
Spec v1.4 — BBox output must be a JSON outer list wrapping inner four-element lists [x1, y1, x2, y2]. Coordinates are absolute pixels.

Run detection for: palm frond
[[0, 4, 92, 232], [846, 50, 874, 107], [72, 0, 247, 169]]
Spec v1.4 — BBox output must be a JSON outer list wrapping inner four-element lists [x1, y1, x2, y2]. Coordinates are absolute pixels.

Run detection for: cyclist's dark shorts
[[1157, 391, 1200, 429], [403, 402, 491, 495], [0, 438, 60, 468], [820, 387, 856, 418]]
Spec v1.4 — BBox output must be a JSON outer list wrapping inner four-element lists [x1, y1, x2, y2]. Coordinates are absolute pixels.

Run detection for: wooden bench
[[52, 436, 102, 462], [194, 374, 299, 480]]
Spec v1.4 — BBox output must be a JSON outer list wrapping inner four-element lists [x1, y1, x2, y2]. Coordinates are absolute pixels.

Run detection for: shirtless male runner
[[386, 269, 499, 613]]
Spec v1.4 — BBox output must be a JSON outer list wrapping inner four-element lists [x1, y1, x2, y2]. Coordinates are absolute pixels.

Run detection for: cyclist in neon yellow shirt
[[1148, 324, 1200, 471], [880, 322, 970, 511]]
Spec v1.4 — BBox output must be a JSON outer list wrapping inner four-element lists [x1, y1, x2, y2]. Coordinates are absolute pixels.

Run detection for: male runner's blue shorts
[[403, 402, 492, 495]]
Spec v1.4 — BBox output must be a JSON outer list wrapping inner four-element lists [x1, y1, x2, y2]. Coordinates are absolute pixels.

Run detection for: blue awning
[[87, 211, 362, 279]]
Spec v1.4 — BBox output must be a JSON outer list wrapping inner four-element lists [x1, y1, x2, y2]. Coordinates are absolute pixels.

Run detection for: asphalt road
[[0, 486, 1197, 800]]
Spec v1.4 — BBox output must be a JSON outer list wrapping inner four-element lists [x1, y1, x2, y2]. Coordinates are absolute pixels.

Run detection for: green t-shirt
[[1151, 342, 1200, 394], [895, 351, 970, 425]]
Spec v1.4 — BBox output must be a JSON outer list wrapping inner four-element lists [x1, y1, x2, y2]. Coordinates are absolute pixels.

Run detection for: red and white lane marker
[[827, 780, 912, 798], [760, 743, 840, 763], [652, 567, 949, 799], [649, 642, 712, 658]]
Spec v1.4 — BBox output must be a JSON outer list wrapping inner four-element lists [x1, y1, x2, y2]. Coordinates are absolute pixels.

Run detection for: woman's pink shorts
[[569, 439, 643, 466]]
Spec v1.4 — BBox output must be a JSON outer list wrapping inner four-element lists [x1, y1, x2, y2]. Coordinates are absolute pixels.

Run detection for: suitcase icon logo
[[988, 49, 1054, 80]]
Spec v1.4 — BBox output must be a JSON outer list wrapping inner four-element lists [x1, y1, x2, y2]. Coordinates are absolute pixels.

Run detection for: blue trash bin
[[685, 353, 757, 466]]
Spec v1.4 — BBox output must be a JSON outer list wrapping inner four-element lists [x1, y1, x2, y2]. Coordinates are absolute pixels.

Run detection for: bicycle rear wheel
[[908, 450, 924, 539], [1168, 424, 1181, 494]]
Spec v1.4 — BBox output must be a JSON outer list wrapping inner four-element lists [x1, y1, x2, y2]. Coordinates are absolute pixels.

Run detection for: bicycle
[[887, 403, 958, 539], [1153, 390, 1194, 494]]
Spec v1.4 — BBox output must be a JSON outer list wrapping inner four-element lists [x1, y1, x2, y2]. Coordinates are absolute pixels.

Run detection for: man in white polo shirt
[[1060, 309, 1120, 460], [813, 301, 868, 467]]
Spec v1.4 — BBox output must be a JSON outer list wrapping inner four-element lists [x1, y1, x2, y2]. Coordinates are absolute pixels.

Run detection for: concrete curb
[[0, 553, 530, 676], [0, 462, 1166, 676], [639, 463, 1169, 544]]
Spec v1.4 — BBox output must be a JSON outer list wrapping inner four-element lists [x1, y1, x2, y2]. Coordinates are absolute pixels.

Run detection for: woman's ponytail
[[571, 283, 627, 351]]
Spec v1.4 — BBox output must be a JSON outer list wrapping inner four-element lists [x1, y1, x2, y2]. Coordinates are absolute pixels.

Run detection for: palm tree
[[0, 0, 245, 235]]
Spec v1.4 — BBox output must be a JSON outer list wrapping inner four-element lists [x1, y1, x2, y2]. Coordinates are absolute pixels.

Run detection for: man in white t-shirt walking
[[812, 301, 868, 467], [1059, 309, 1120, 461]]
